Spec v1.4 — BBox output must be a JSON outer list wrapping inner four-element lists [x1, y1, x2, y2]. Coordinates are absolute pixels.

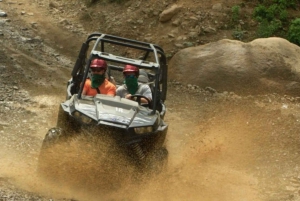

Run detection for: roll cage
[[70, 32, 168, 115]]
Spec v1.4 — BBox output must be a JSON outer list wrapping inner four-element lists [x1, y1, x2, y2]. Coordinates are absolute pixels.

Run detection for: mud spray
[[1, 97, 300, 201]]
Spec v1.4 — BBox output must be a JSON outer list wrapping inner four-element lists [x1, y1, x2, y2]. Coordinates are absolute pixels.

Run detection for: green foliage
[[273, 0, 298, 8], [287, 18, 300, 45], [253, 5, 268, 22], [279, 9, 288, 21], [257, 0, 298, 8], [253, 3, 285, 22], [256, 19, 282, 37], [252, 0, 299, 39], [231, 5, 241, 24], [232, 27, 246, 41], [266, 4, 279, 20]]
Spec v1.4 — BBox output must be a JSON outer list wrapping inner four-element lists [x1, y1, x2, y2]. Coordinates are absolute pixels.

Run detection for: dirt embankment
[[1, 1, 300, 201]]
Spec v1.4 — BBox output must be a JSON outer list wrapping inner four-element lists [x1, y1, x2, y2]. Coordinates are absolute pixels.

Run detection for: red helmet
[[123, 64, 139, 77], [90, 59, 107, 70]]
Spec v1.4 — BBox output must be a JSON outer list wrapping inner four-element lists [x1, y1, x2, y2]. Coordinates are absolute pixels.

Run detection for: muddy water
[[0, 40, 299, 200], [0, 96, 252, 201], [2, 91, 300, 201]]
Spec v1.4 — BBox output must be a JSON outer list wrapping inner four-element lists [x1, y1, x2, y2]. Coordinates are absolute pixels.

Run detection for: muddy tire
[[38, 106, 80, 179], [42, 127, 67, 147], [37, 127, 68, 180], [37, 128, 87, 183]]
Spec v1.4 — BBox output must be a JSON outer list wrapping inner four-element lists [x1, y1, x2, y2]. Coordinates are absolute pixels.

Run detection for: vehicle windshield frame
[[74, 33, 168, 114]]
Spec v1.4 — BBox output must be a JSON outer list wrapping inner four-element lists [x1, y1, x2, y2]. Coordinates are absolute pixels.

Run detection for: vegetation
[[253, 0, 300, 39], [229, 0, 300, 45], [231, 5, 241, 25], [232, 28, 246, 40], [288, 18, 300, 45]]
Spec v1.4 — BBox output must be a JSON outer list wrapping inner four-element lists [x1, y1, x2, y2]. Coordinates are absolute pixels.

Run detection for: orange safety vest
[[83, 79, 116, 96]]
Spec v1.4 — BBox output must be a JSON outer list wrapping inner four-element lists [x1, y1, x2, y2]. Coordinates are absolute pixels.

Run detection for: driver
[[82, 58, 116, 96], [116, 64, 152, 104]]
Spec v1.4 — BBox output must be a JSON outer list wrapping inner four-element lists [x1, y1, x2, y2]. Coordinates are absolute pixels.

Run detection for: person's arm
[[125, 94, 133, 99], [140, 98, 150, 103], [125, 94, 150, 104], [124, 85, 152, 104], [141, 85, 152, 103]]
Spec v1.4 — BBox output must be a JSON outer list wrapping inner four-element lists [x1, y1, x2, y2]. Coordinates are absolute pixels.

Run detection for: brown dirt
[[1, 0, 300, 201]]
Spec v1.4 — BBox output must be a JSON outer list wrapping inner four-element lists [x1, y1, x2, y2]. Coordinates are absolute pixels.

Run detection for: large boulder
[[169, 37, 300, 96]]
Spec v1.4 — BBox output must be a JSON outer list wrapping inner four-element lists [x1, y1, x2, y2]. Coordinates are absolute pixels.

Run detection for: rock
[[212, 3, 223, 11], [174, 43, 184, 48], [0, 121, 9, 126], [159, 4, 182, 22], [172, 19, 180, 26], [169, 37, 300, 96], [189, 16, 198, 21], [31, 22, 38, 29], [203, 26, 216, 33], [168, 34, 175, 38], [286, 81, 300, 95], [59, 19, 71, 25], [0, 11, 7, 17], [0, 19, 7, 25], [49, 1, 59, 9], [32, 36, 42, 42], [205, 86, 217, 94], [188, 31, 198, 39], [183, 42, 194, 47]]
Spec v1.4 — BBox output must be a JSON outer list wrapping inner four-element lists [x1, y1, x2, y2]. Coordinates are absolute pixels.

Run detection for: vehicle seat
[[138, 69, 149, 83]]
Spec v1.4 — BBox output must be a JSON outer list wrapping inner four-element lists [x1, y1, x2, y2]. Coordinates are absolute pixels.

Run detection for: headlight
[[134, 126, 153, 134], [73, 111, 93, 124]]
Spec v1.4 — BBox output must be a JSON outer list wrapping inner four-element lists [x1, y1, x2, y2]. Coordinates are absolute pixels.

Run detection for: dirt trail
[[1, 1, 300, 201]]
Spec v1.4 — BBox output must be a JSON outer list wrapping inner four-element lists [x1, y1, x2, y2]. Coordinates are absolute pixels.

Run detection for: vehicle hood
[[61, 94, 157, 129]]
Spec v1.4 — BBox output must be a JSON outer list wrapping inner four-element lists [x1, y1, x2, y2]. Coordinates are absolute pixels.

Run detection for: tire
[[38, 106, 79, 178], [37, 127, 68, 180], [37, 127, 87, 182], [38, 130, 134, 189]]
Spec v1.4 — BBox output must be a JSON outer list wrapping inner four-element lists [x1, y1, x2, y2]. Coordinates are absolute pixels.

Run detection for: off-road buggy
[[38, 33, 169, 177]]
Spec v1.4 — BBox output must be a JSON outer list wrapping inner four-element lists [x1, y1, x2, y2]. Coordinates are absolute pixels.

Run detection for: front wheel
[[37, 127, 68, 180]]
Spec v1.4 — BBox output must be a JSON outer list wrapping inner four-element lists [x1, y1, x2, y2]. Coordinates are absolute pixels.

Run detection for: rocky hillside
[[43, 0, 300, 58], [48, 0, 253, 54]]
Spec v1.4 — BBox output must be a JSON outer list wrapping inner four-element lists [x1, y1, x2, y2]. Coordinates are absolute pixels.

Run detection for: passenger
[[116, 64, 152, 104], [82, 58, 116, 96]]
